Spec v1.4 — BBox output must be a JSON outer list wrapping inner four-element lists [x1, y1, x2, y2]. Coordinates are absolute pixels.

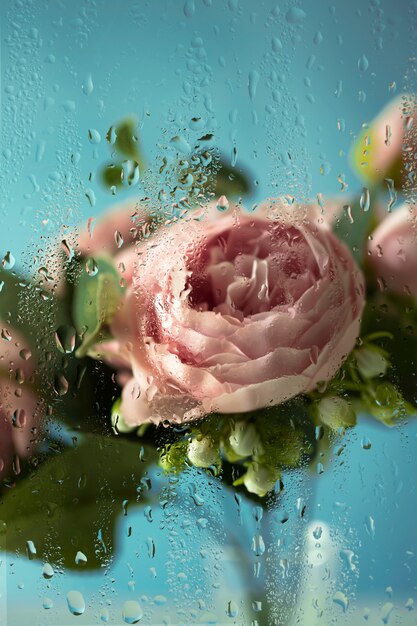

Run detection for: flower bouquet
[[1, 94, 417, 623]]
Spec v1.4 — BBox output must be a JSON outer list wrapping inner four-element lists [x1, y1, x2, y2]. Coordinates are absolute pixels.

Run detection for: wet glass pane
[[0, 1, 416, 624]]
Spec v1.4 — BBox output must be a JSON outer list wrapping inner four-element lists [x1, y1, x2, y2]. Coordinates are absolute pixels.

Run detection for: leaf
[[112, 117, 143, 165], [0, 434, 157, 570], [73, 257, 124, 357], [212, 158, 252, 198], [100, 162, 124, 190]]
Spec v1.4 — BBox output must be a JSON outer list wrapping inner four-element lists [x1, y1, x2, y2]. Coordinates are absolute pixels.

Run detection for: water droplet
[[358, 54, 369, 72], [183, 0, 195, 18], [54, 374, 69, 397], [82, 73, 94, 96], [55, 325, 76, 354], [365, 515, 375, 539], [313, 526, 323, 540], [286, 7, 306, 23], [340, 549, 356, 572], [227, 600, 239, 618], [146, 537, 155, 558], [67, 591, 85, 616], [1, 328, 12, 341], [248, 70, 260, 102], [314, 31, 323, 44], [61, 240, 75, 262], [2, 251, 15, 270], [26, 540, 37, 560], [333, 591, 349, 612], [115, 231, 124, 248], [361, 437, 372, 450], [122, 600, 143, 624], [43, 597, 54, 610], [251, 533, 265, 557], [121, 160, 140, 187], [42, 563, 54, 579], [75, 550, 87, 566], [85, 257, 98, 277], [85, 188, 96, 207], [384, 178, 397, 212], [216, 195, 229, 212], [88, 128, 101, 144], [381, 602, 394, 624], [170, 135, 191, 154], [271, 37, 282, 53], [360, 187, 370, 211]]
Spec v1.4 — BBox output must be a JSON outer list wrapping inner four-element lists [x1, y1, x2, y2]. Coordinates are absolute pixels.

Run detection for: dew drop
[[2, 251, 15, 270], [75, 551, 88, 566], [42, 563, 54, 579], [122, 600, 143, 624], [358, 54, 369, 72], [286, 7, 306, 23], [85, 257, 98, 277], [67, 591, 85, 616], [248, 70, 260, 102], [55, 325, 76, 354], [216, 195, 229, 212]]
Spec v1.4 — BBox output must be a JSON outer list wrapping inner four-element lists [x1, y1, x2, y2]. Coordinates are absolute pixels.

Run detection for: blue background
[[1, 0, 417, 624]]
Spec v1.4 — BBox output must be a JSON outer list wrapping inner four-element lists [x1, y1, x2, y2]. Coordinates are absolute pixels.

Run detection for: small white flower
[[243, 464, 279, 497], [187, 436, 219, 468], [229, 422, 263, 458], [316, 396, 356, 430], [355, 347, 388, 379]]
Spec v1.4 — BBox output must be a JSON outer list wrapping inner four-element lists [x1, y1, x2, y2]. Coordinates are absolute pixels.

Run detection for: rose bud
[[315, 396, 356, 431], [355, 346, 388, 379]]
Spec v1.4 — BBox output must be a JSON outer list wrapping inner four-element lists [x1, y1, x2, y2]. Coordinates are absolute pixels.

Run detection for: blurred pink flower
[[0, 329, 41, 479], [368, 204, 417, 298], [82, 199, 365, 426], [351, 95, 416, 186]]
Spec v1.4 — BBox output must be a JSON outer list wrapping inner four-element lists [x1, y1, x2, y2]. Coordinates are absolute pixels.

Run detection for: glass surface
[[1, 1, 416, 624]]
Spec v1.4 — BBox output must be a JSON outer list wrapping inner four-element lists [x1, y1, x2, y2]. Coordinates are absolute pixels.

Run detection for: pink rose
[[0, 328, 41, 479], [368, 204, 417, 298], [82, 200, 365, 426]]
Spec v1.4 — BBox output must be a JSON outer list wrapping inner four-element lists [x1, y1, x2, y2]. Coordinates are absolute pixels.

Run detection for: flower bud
[[187, 436, 220, 468], [355, 347, 388, 379], [242, 463, 280, 497], [228, 421, 263, 458], [365, 382, 405, 427], [316, 396, 356, 430], [159, 442, 188, 472]]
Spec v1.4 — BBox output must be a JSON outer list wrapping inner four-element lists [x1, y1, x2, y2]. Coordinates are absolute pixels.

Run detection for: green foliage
[[73, 257, 125, 357], [0, 434, 157, 570]]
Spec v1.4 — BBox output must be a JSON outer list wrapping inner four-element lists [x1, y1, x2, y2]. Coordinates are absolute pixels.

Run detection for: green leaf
[[211, 158, 252, 198], [73, 257, 124, 357], [0, 434, 157, 570], [111, 117, 144, 165], [100, 162, 124, 190]]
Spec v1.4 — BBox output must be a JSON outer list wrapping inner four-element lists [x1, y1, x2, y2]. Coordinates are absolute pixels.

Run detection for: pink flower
[[368, 204, 417, 298], [351, 95, 415, 186], [82, 200, 365, 425], [0, 329, 41, 479]]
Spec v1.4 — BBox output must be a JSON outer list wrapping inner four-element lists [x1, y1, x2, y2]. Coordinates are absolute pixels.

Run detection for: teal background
[[1, 0, 417, 624]]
